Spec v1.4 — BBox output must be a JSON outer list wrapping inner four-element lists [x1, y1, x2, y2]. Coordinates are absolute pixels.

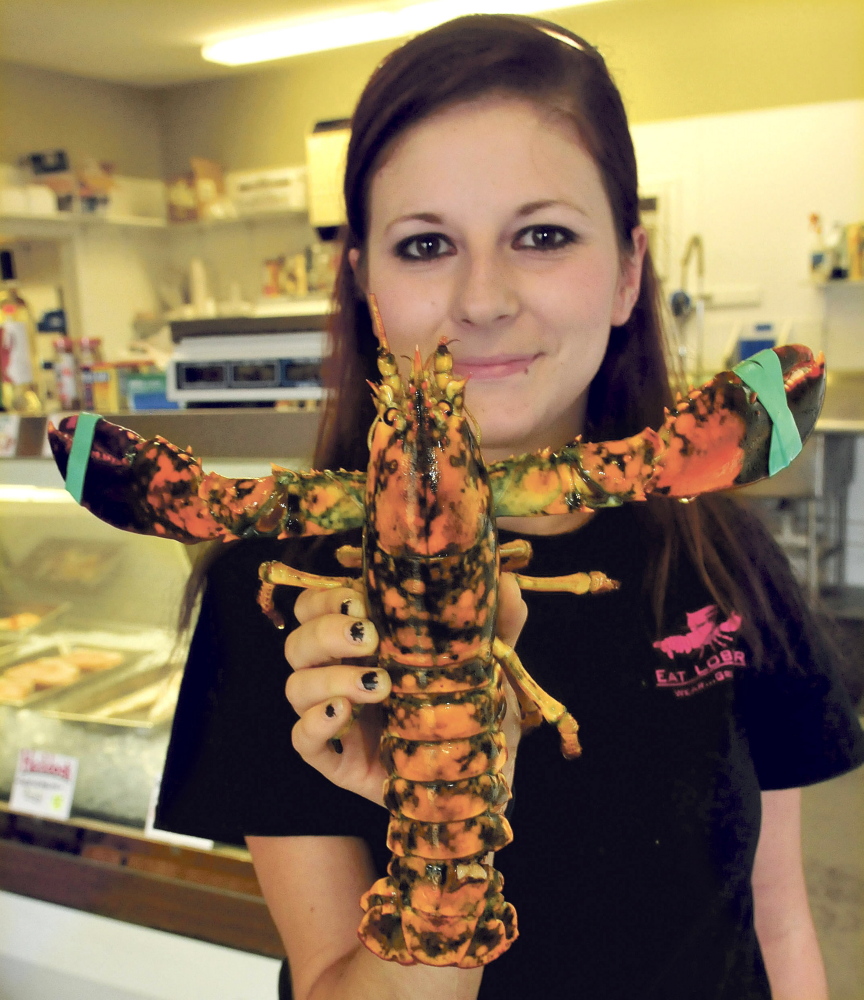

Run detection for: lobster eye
[[437, 400, 453, 416], [383, 407, 402, 426]]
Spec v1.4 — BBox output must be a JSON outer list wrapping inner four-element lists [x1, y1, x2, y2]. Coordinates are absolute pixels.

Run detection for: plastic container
[[736, 323, 776, 363]]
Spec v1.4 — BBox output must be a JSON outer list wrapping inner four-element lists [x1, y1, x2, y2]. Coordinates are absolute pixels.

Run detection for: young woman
[[156, 15, 864, 1000]]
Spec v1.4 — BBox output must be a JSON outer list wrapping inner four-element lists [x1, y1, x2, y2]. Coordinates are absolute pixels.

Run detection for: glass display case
[[0, 472, 284, 962], [0, 481, 193, 828]]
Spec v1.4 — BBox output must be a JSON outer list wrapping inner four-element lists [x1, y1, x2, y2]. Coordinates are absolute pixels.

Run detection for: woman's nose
[[452, 252, 518, 328]]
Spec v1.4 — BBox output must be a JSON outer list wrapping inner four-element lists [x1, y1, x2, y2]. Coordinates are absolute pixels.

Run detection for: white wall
[[633, 99, 864, 585], [632, 98, 864, 373]]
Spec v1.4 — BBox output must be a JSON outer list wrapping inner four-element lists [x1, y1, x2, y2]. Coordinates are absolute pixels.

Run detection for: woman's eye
[[394, 233, 455, 260], [514, 225, 576, 250]]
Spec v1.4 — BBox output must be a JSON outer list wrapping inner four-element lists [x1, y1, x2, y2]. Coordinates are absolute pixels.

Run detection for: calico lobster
[[48, 304, 825, 968]]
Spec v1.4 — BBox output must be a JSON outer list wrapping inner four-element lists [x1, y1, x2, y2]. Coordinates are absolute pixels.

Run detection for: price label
[[9, 749, 78, 821]]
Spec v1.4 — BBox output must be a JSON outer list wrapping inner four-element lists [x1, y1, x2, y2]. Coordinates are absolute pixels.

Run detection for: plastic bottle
[[53, 336, 80, 410], [0, 287, 42, 413], [78, 337, 103, 410]]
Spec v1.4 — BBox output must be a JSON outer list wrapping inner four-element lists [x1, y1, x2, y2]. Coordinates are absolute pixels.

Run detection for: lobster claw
[[49, 415, 159, 534], [651, 344, 826, 498], [49, 414, 369, 543], [48, 414, 218, 542], [488, 345, 827, 517]]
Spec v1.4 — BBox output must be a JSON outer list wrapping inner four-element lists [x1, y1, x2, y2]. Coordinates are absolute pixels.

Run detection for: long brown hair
[[311, 13, 814, 664]]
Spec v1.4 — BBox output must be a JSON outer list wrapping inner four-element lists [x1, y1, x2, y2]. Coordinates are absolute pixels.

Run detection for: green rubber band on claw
[[732, 349, 801, 476], [64, 412, 102, 504]]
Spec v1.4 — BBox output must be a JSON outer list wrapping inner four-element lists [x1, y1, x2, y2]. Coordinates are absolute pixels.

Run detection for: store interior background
[[0, 1, 862, 998]]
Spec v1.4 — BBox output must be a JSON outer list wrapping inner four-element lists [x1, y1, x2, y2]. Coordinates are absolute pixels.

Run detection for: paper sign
[[305, 128, 350, 228], [144, 774, 214, 850], [9, 749, 78, 820]]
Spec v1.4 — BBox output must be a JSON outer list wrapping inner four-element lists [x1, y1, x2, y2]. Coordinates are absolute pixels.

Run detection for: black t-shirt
[[156, 502, 864, 1000]]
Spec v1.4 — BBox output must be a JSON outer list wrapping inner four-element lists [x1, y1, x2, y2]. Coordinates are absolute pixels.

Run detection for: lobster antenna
[[367, 293, 388, 350]]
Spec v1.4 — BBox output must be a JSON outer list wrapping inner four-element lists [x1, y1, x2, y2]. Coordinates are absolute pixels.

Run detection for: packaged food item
[[90, 360, 155, 412], [166, 175, 198, 223], [190, 158, 234, 221]]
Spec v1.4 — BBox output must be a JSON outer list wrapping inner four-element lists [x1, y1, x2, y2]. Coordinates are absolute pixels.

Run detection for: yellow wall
[[159, 40, 393, 177], [159, 0, 864, 174], [0, 0, 861, 178], [0, 62, 165, 177], [557, 0, 864, 123]]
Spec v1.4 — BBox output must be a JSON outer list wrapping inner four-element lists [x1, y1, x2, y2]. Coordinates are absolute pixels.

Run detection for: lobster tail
[[359, 856, 517, 967]]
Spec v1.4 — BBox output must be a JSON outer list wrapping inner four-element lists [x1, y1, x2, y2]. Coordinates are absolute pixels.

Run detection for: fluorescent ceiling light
[[202, 1, 611, 66]]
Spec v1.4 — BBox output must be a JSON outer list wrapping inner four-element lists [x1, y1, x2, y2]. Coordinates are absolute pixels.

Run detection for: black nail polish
[[331, 738, 344, 754], [361, 670, 378, 690], [340, 599, 351, 616], [350, 620, 366, 643], [325, 703, 336, 718]]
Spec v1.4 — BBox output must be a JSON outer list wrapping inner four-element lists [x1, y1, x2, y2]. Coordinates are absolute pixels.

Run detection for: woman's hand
[[284, 587, 390, 806], [283, 575, 529, 807]]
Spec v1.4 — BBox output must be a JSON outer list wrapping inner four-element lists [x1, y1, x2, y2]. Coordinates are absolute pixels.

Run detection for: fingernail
[[325, 702, 336, 718], [330, 738, 344, 754], [340, 599, 352, 616], [349, 619, 367, 644], [360, 670, 379, 691]]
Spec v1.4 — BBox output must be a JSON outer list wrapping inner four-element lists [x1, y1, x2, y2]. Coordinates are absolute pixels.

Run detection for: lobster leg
[[498, 539, 532, 572], [335, 545, 363, 569], [512, 570, 619, 596], [492, 637, 582, 759], [256, 561, 362, 628]]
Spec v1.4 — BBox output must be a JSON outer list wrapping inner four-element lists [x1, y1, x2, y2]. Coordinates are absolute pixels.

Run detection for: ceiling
[[0, 0, 395, 88]]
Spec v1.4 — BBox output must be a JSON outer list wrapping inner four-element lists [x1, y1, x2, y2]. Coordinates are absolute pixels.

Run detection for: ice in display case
[[0, 483, 195, 827]]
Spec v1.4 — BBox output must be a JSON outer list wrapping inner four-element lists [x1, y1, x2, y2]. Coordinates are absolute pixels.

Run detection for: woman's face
[[351, 95, 646, 462]]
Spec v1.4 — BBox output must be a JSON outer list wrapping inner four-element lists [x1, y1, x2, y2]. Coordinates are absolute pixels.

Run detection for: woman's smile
[[452, 352, 541, 381]]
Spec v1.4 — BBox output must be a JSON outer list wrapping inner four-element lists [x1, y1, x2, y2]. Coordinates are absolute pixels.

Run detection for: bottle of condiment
[[0, 251, 42, 413], [78, 337, 103, 410], [53, 336, 80, 410]]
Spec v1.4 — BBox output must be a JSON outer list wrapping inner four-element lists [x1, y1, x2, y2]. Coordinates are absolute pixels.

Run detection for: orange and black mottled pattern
[[47, 416, 367, 542], [355, 339, 519, 967]]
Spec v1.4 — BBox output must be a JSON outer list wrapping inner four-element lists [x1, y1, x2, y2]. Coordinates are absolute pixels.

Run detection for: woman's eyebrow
[[516, 199, 589, 219], [384, 211, 443, 233]]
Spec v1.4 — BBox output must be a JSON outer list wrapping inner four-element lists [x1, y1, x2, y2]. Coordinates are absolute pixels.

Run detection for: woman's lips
[[453, 354, 540, 381]]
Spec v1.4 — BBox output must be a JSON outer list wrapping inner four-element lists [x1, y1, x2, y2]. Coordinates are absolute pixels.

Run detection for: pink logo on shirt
[[652, 604, 746, 697]]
